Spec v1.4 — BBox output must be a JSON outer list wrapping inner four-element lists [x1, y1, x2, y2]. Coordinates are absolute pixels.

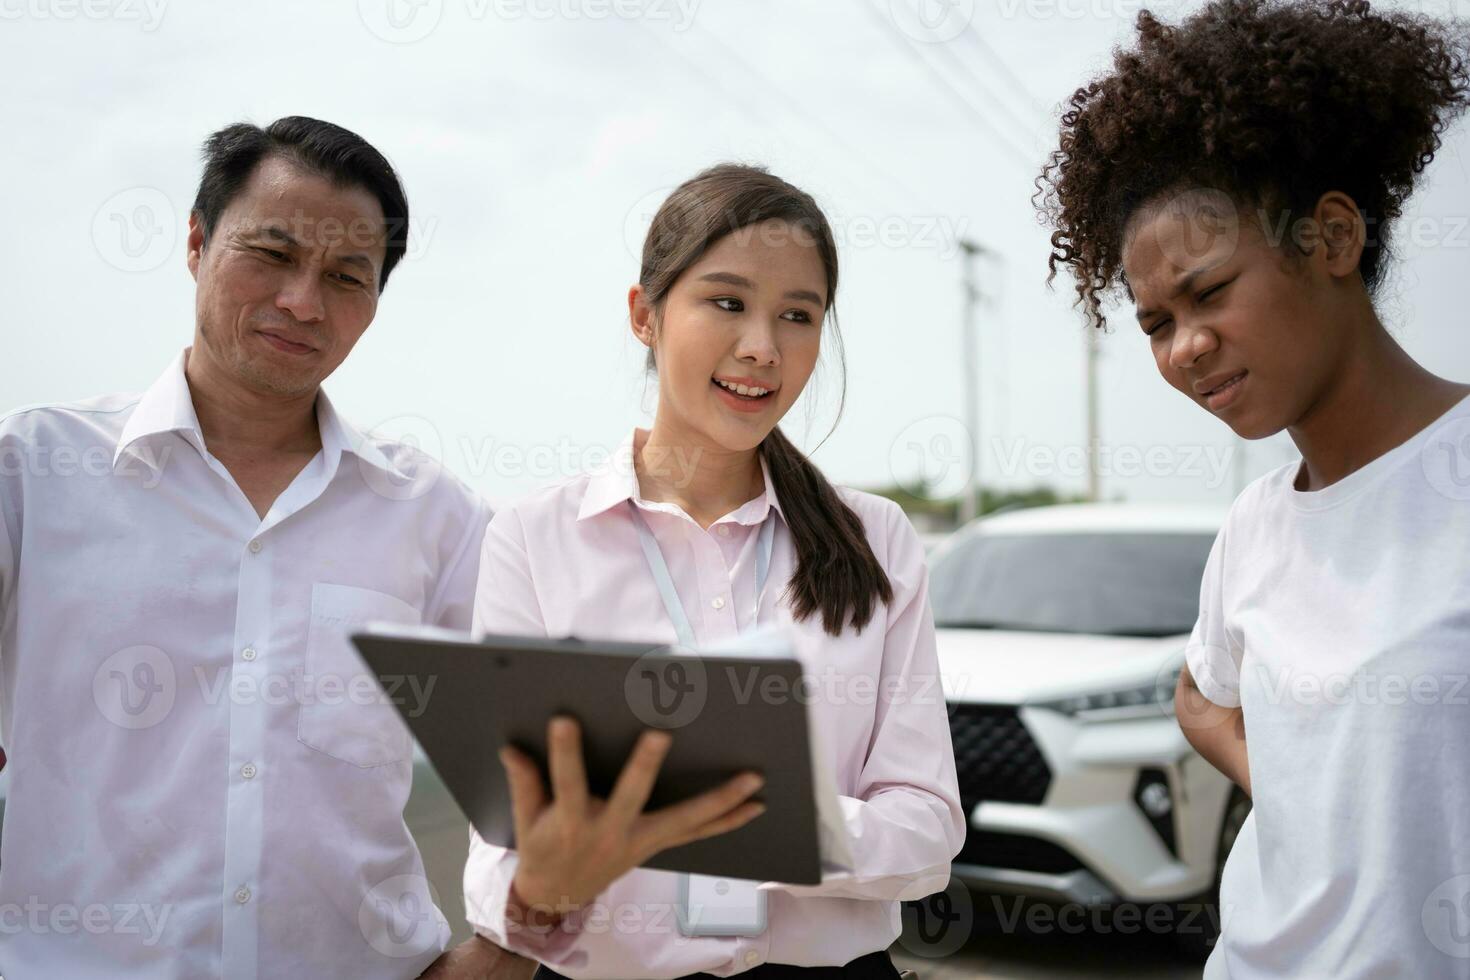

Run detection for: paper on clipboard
[[698, 626, 855, 873]]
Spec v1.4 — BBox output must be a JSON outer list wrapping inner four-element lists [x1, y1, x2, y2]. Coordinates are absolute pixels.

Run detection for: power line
[[924, 35, 1043, 160], [857, 0, 1037, 171], [957, 19, 1053, 120], [643, 12, 945, 217], [913, 11, 1046, 146]]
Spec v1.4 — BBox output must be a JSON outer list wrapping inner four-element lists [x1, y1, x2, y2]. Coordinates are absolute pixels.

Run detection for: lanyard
[[627, 501, 775, 648], [628, 500, 776, 938]]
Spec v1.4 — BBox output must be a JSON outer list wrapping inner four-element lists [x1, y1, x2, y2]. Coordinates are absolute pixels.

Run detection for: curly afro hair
[[1036, 0, 1470, 329]]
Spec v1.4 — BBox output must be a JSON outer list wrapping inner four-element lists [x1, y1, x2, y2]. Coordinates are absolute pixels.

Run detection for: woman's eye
[[258, 248, 287, 261], [1145, 317, 1173, 338], [712, 297, 743, 312], [1198, 281, 1230, 303], [783, 309, 814, 323]]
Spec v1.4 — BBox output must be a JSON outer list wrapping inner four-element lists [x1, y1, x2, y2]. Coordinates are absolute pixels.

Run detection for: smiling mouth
[[1203, 372, 1246, 397], [711, 378, 775, 400]]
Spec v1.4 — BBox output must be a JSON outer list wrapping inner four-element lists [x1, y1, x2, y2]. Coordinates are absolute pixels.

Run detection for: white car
[[926, 503, 1251, 957]]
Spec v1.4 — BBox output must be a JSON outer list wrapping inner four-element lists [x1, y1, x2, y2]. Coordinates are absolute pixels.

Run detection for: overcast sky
[[4, 0, 1468, 510]]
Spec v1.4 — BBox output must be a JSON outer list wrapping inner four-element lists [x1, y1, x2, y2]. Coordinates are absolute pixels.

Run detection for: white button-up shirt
[[0, 350, 491, 979], [463, 428, 964, 978]]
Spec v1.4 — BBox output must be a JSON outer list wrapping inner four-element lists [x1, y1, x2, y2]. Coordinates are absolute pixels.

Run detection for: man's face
[[187, 155, 388, 398]]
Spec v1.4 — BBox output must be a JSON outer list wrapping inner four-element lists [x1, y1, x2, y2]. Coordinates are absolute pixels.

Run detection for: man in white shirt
[[0, 116, 525, 979]]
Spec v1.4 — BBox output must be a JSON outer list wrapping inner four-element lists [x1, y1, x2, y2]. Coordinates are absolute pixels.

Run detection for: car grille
[[947, 703, 1052, 809], [955, 830, 1085, 874]]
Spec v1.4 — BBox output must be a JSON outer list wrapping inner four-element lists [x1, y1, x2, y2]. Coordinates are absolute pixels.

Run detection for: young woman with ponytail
[[460, 164, 964, 979]]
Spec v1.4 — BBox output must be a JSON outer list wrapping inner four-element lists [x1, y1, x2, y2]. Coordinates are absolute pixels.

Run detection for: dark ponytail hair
[[638, 163, 893, 636]]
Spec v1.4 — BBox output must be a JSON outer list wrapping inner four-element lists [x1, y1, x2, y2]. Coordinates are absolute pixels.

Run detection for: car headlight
[[1030, 668, 1181, 720]]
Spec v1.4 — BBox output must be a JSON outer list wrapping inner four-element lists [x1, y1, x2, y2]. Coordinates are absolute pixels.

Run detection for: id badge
[[675, 873, 767, 937]]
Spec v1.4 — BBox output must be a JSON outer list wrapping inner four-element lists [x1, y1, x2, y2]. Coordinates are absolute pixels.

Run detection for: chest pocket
[[297, 582, 421, 768]]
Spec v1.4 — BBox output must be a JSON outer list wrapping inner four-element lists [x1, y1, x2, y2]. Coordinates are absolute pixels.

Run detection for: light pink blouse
[[463, 428, 964, 978]]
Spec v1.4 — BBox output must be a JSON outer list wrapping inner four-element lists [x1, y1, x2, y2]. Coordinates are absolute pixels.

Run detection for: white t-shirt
[[1190, 392, 1470, 979]]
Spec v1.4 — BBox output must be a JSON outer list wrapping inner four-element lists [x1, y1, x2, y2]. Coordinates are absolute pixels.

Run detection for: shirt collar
[[576, 427, 784, 526], [113, 349, 206, 470], [314, 387, 400, 478], [112, 347, 403, 480]]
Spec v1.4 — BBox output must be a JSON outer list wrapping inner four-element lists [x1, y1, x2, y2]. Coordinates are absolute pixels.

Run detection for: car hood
[[935, 627, 1187, 705]]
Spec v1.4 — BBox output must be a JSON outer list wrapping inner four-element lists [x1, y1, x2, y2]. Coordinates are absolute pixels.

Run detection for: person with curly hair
[[1036, 0, 1470, 975]]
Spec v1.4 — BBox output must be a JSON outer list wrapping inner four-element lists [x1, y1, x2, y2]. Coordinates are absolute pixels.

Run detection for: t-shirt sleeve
[[1185, 520, 1243, 708]]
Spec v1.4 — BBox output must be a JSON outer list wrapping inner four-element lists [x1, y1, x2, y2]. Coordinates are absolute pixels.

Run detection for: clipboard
[[351, 625, 825, 885]]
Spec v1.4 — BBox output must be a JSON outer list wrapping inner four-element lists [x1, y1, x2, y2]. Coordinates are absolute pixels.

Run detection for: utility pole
[[959, 239, 985, 524], [1085, 327, 1100, 502]]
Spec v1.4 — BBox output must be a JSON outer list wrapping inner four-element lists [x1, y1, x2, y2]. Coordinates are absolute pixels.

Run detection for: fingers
[[640, 770, 764, 849], [604, 728, 674, 825], [659, 799, 767, 852], [545, 716, 590, 813], [499, 745, 547, 843]]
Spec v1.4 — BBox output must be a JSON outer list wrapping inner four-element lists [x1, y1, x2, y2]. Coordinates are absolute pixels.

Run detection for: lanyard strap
[[628, 502, 775, 648], [630, 502, 776, 936]]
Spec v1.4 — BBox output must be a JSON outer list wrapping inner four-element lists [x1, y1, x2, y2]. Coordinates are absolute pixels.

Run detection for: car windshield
[[929, 530, 1215, 637]]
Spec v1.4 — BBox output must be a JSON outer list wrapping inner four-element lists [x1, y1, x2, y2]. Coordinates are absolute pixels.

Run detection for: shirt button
[[744, 951, 761, 967], [241, 647, 257, 662], [711, 596, 726, 610], [716, 525, 730, 537], [248, 539, 262, 554], [234, 886, 252, 904], [241, 763, 257, 780]]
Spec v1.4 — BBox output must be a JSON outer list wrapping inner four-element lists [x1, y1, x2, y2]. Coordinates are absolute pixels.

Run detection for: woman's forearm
[[1176, 664, 1251, 796]]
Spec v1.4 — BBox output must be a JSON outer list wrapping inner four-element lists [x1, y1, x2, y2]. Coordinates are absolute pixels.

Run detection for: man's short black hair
[[191, 116, 410, 292]]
